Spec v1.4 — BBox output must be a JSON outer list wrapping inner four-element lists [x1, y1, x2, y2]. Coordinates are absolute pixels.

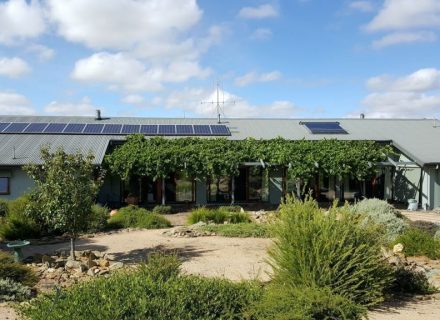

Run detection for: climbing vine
[[104, 135, 392, 181]]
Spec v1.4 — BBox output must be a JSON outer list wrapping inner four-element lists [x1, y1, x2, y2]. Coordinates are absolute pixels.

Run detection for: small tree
[[24, 147, 103, 259]]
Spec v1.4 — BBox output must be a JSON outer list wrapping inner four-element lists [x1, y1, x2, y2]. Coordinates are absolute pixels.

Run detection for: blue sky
[[0, 0, 440, 119]]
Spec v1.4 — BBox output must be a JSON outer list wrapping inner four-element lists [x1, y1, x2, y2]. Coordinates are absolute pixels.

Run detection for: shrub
[[0, 252, 37, 286], [201, 223, 272, 238], [435, 229, 440, 240], [0, 278, 32, 302], [152, 205, 173, 215], [0, 199, 8, 217], [387, 266, 436, 295], [270, 197, 393, 307], [84, 204, 109, 233], [218, 205, 243, 213], [0, 196, 41, 240], [188, 207, 251, 225], [352, 198, 407, 242], [108, 205, 171, 229], [409, 220, 440, 236], [394, 228, 440, 259], [21, 254, 261, 320], [248, 285, 366, 320]]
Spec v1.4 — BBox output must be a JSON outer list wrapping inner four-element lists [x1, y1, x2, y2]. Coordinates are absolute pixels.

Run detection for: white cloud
[[122, 94, 145, 105], [0, 0, 46, 45], [0, 57, 31, 78], [361, 68, 440, 118], [0, 91, 35, 115], [250, 28, 273, 40], [366, 68, 440, 92], [372, 31, 437, 48], [165, 87, 300, 118], [238, 4, 278, 19], [366, 0, 440, 32], [349, 1, 374, 13], [27, 44, 55, 61], [44, 97, 99, 116], [71, 52, 210, 93], [234, 71, 281, 87], [47, 0, 202, 50]]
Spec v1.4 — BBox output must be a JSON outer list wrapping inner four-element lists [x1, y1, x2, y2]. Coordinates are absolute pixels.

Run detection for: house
[[1, 114, 440, 209]]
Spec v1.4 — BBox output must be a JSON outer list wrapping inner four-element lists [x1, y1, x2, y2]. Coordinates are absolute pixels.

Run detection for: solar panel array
[[301, 122, 348, 134], [0, 122, 231, 136]]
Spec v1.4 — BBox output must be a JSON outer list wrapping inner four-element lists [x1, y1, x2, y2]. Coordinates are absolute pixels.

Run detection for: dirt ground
[[2, 209, 440, 320]]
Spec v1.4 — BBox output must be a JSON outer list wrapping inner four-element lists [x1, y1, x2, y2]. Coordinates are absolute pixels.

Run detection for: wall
[[0, 167, 34, 200]]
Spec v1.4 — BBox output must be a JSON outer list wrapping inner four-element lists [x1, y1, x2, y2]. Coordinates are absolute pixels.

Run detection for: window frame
[[0, 177, 10, 195]]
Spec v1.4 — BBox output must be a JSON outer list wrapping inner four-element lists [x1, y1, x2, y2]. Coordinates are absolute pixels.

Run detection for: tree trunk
[[161, 178, 166, 205], [231, 176, 235, 205], [296, 180, 301, 199], [70, 237, 76, 260]]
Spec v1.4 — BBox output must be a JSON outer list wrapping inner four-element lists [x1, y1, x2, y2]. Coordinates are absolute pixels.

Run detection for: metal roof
[[1, 115, 440, 166]]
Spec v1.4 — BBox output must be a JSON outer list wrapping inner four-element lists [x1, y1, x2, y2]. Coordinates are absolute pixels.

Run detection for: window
[[175, 173, 194, 202], [248, 167, 269, 202], [208, 176, 231, 203], [0, 177, 9, 195]]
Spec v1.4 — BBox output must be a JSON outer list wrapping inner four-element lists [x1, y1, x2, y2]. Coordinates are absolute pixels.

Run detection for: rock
[[110, 209, 118, 216], [46, 268, 56, 273], [99, 259, 110, 268], [92, 251, 103, 258], [87, 268, 96, 277], [65, 260, 81, 270], [54, 258, 66, 268], [104, 253, 116, 261], [109, 262, 124, 270], [99, 269, 109, 276], [393, 243, 404, 254], [33, 253, 43, 263], [86, 256, 97, 268], [42, 255, 54, 265]]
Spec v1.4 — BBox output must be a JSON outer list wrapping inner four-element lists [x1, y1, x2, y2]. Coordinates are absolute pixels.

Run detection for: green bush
[[201, 223, 272, 238], [270, 197, 393, 307], [435, 229, 440, 240], [352, 198, 407, 242], [409, 220, 440, 236], [21, 254, 261, 320], [152, 205, 173, 215], [249, 285, 366, 320], [387, 266, 436, 295], [188, 207, 251, 225], [84, 204, 109, 233], [0, 252, 37, 286], [108, 205, 171, 229], [394, 228, 440, 259], [0, 199, 8, 217], [218, 205, 243, 213], [0, 278, 33, 302], [0, 196, 41, 240]]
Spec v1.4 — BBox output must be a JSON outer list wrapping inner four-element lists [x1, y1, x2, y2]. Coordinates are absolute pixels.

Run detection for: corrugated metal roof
[[1, 115, 440, 166]]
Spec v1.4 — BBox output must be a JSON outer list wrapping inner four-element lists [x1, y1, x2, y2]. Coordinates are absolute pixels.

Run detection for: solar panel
[[44, 123, 67, 133], [176, 125, 194, 135], [102, 124, 122, 134], [140, 125, 158, 135], [302, 122, 348, 134], [0, 123, 11, 132], [158, 125, 175, 135], [121, 124, 140, 134], [63, 123, 86, 133], [83, 124, 104, 134], [194, 125, 211, 135], [210, 125, 230, 135], [3, 122, 29, 133], [24, 123, 48, 133]]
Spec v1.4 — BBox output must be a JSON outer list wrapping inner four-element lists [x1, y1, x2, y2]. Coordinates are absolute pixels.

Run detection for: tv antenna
[[201, 81, 235, 123]]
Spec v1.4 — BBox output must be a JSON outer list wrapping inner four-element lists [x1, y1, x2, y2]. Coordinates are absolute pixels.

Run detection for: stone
[[33, 253, 43, 263], [46, 268, 56, 273], [54, 258, 66, 268], [99, 269, 109, 276], [104, 253, 116, 261], [65, 260, 81, 270], [87, 256, 97, 268], [87, 268, 96, 277], [109, 262, 124, 270], [393, 243, 404, 254], [92, 251, 103, 258]]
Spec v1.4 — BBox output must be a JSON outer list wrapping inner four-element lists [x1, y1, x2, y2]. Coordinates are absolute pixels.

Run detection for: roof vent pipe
[[360, 113, 365, 119], [95, 109, 102, 120]]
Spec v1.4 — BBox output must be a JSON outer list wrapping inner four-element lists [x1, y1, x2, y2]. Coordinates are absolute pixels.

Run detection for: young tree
[[24, 147, 103, 260]]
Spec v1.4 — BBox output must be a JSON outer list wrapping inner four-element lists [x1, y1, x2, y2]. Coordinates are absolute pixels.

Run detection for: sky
[[0, 0, 440, 119]]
